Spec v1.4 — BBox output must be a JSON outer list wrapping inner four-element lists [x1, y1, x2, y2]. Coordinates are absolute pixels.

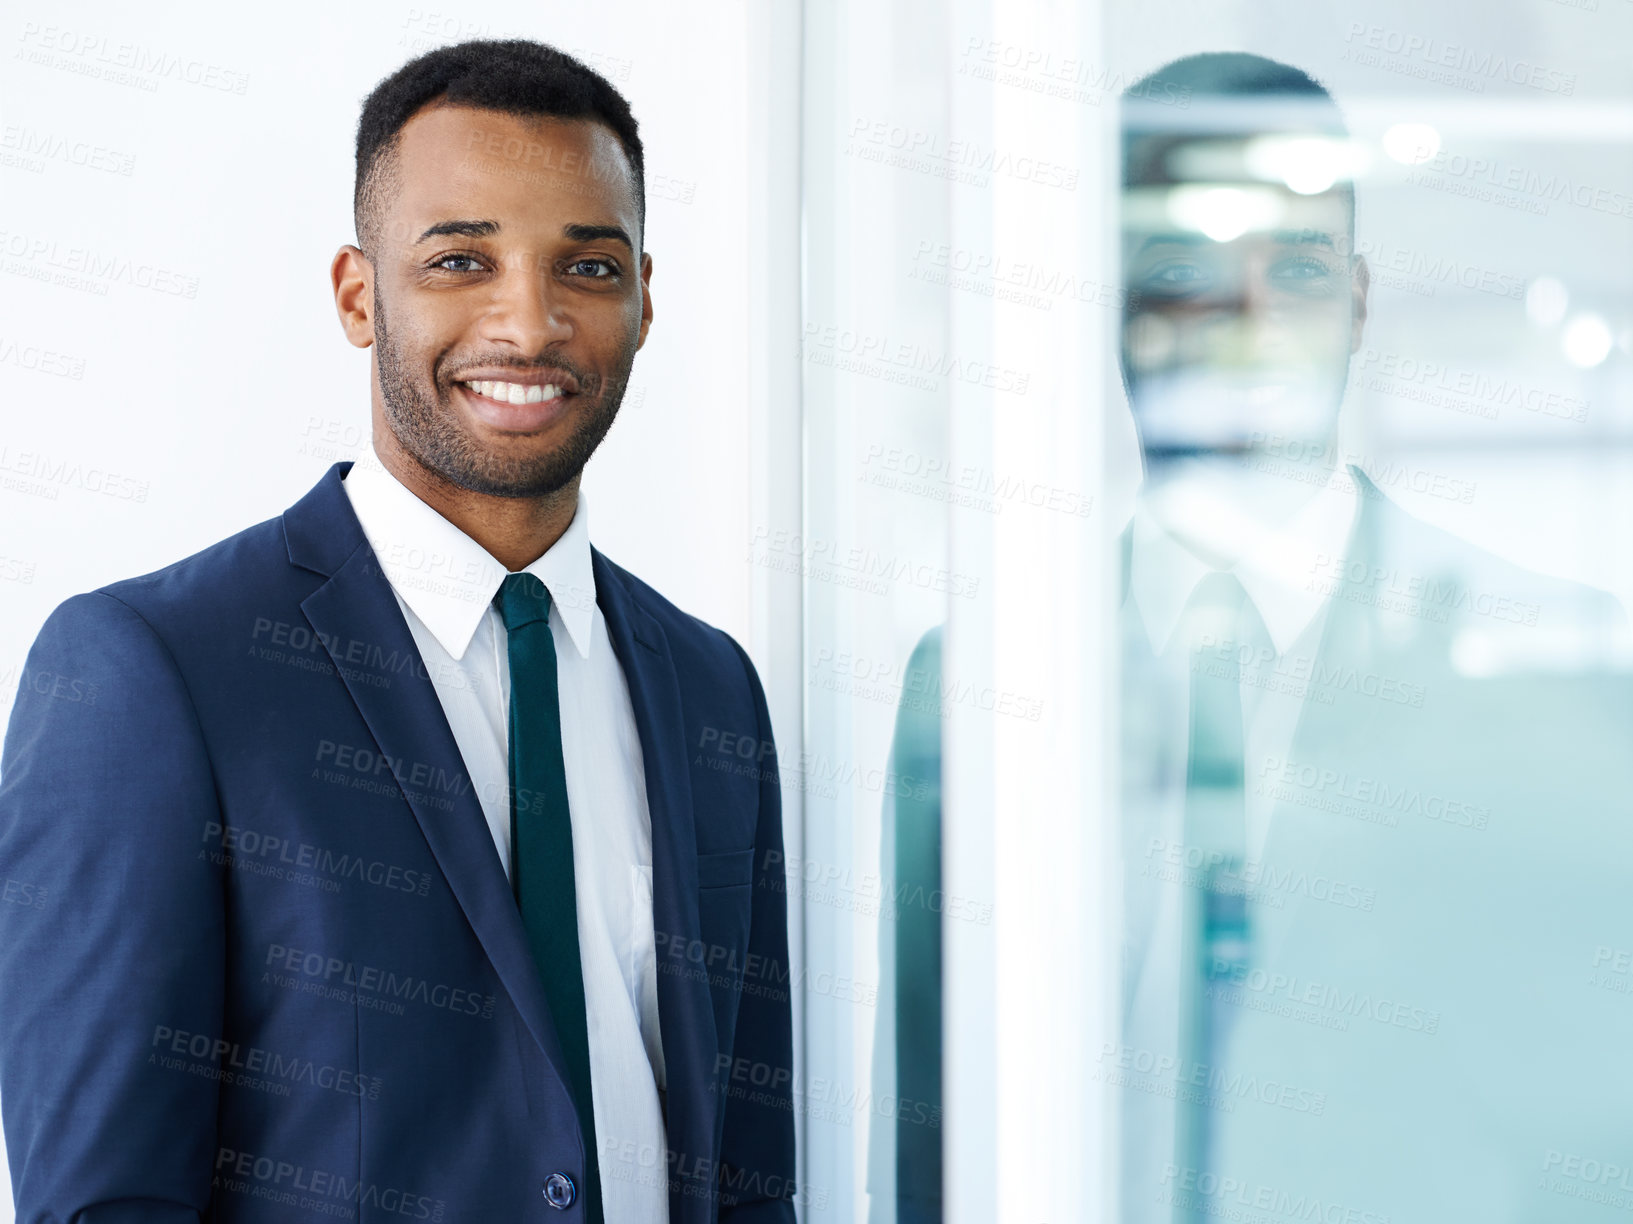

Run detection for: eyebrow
[[1134, 233, 1210, 254], [417, 219, 500, 242], [414, 218, 635, 253], [563, 223, 635, 252], [1269, 229, 1336, 249]]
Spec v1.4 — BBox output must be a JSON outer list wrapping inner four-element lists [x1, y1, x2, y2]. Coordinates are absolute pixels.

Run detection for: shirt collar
[[1128, 463, 1359, 657], [341, 452, 597, 661]]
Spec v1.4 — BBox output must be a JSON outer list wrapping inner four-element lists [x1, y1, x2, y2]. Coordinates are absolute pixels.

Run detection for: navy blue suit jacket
[[0, 461, 797, 1223]]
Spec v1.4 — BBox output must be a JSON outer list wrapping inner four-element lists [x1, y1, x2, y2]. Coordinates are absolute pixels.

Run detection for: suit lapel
[[592, 547, 721, 1212], [1255, 466, 1394, 962], [284, 463, 575, 1097]]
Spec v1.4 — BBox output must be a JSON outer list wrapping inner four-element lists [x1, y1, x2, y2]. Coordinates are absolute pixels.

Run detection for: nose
[[1238, 251, 1283, 318], [1199, 258, 1285, 366], [476, 251, 573, 352]]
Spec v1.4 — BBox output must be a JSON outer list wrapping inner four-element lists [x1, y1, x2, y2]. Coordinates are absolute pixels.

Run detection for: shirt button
[[543, 1171, 576, 1209]]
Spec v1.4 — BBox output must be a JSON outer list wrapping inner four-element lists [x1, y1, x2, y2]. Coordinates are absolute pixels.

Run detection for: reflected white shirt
[[342, 452, 668, 1222], [1119, 462, 1359, 1223], [1128, 462, 1360, 863]]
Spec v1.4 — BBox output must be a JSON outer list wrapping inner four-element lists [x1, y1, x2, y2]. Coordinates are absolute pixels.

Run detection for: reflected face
[[1120, 180, 1365, 459], [365, 104, 652, 498]]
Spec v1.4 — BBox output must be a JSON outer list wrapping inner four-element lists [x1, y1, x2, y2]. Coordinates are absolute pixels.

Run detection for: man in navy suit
[[0, 39, 795, 1223]]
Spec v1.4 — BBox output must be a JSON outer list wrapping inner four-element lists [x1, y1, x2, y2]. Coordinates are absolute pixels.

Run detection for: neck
[[369, 432, 580, 573], [1140, 451, 1342, 568]]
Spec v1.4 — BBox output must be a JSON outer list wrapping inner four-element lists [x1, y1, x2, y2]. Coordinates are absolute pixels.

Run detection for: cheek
[[388, 305, 471, 379], [1229, 292, 1352, 348], [582, 305, 644, 369], [1122, 312, 1179, 374], [1277, 304, 1355, 358]]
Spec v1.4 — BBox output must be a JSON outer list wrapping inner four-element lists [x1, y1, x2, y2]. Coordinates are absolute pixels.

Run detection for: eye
[[1269, 255, 1339, 296], [1136, 259, 1212, 298], [429, 252, 485, 273], [566, 257, 620, 279]]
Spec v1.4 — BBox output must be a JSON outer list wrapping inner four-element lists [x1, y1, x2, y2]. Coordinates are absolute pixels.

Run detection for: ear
[[1349, 253, 1370, 355], [332, 245, 375, 349], [635, 251, 654, 352]]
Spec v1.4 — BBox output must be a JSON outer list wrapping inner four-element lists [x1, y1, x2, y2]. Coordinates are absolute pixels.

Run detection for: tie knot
[[1179, 571, 1264, 659], [1189, 570, 1249, 614], [495, 572, 552, 630]]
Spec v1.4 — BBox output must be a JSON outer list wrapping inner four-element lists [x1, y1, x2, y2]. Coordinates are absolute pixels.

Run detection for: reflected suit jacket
[[1118, 468, 1633, 1222], [866, 626, 944, 1224], [870, 467, 1633, 1221], [0, 460, 797, 1223]]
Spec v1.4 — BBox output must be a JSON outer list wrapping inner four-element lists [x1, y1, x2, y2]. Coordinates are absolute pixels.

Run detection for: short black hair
[[353, 38, 645, 257], [1121, 52, 1354, 242]]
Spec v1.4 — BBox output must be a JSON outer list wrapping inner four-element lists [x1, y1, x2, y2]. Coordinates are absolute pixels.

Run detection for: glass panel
[[1111, 20, 1633, 1224], [799, 5, 957, 1220]]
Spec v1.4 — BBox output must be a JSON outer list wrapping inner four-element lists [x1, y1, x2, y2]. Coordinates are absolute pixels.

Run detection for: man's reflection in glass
[[1117, 53, 1633, 1224], [1118, 55, 1371, 1220]]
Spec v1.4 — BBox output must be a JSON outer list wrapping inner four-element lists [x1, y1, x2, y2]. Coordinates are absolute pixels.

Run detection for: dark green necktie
[[1176, 570, 1262, 1224], [494, 573, 602, 1224]]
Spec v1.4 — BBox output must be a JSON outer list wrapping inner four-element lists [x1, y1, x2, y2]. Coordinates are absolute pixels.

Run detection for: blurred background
[[5, 0, 1633, 1220]]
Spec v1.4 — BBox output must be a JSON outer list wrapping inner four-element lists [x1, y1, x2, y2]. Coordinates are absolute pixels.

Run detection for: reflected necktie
[[1175, 571, 1261, 1220], [495, 573, 602, 1224]]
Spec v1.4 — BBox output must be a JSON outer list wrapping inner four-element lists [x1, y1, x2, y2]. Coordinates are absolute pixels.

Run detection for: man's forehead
[[1128, 227, 1343, 252], [397, 103, 617, 155], [386, 103, 638, 231], [1121, 182, 1349, 247]]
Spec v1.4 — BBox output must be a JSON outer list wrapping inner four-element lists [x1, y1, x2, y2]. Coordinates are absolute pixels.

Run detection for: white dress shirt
[[342, 451, 669, 1222], [1127, 462, 1360, 863], [1118, 462, 1359, 1223]]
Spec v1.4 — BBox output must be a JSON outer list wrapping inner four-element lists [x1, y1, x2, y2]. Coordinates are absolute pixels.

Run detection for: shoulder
[[1352, 470, 1628, 638], [31, 510, 315, 669], [906, 622, 944, 671], [96, 509, 298, 616], [593, 548, 767, 703]]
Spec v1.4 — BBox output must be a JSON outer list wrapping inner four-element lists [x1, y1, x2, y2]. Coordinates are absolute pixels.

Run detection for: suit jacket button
[[543, 1171, 576, 1209]]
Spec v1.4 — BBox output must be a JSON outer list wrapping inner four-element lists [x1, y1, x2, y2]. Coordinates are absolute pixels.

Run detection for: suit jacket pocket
[[695, 847, 756, 889]]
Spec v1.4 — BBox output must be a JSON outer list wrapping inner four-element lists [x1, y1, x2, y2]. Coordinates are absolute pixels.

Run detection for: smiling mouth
[[456, 378, 570, 406], [451, 377, 580, 434]]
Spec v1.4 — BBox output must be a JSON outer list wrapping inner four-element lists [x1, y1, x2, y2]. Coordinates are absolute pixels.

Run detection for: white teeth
[[463, 380, 564, 404]]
